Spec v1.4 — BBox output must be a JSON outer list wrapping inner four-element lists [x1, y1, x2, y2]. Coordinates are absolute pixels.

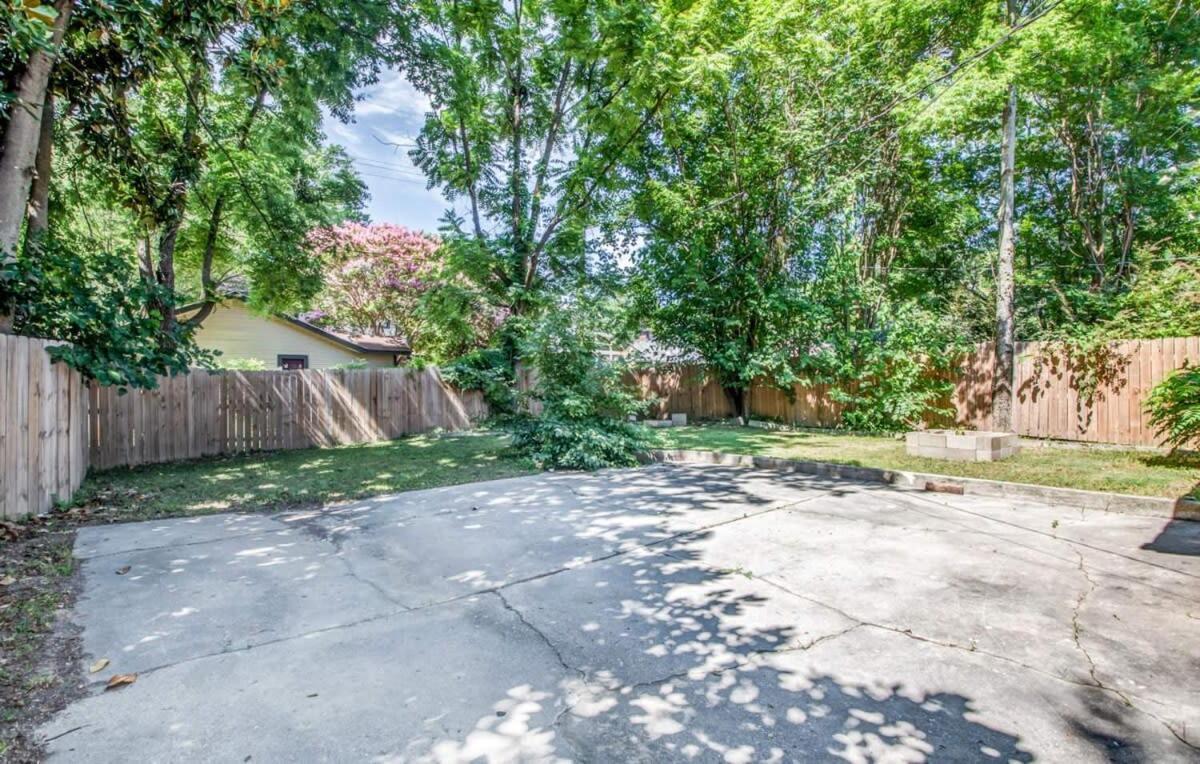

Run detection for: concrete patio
[[41, 464, 1200, 762]]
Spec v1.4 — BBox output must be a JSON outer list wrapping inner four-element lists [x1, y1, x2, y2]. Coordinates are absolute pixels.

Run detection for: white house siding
[[183, 301, 395, 370]]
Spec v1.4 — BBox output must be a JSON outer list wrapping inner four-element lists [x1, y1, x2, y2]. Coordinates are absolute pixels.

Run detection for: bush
[[2, 235, 214, 389], [507, 305, 648, 470], [819, 302, 962, 433], [441, 347, 517, 414], [509, 414, 648, 471], [1146, 364, 1200, 452]]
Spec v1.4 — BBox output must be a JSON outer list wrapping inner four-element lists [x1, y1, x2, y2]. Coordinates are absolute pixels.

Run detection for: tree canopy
[[1, 0, 1196, 432]]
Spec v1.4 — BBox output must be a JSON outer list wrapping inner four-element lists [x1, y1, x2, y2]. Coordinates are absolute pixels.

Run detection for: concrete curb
[[644, 449, 1200, 521]]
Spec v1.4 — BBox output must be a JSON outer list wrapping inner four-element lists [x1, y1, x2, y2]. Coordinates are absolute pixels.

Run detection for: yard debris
[[89, 658, 110, 674], [105, 673, 137, 690], [0, 575, 16, 586]]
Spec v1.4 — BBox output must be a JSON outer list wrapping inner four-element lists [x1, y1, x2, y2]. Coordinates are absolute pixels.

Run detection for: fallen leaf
[[89, 658, 110, 673], [0, 575, 16, 586], [115, 565, 131, 575], [105, 673, 137, 690]]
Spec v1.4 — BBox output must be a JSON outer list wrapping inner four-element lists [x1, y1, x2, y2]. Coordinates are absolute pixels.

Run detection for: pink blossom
[[305, 223, 442, 336]]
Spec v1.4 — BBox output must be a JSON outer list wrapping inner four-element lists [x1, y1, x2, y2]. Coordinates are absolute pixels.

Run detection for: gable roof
[[178, 298, 411, 356]]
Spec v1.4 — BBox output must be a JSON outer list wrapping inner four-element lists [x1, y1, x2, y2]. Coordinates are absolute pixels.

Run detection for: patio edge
[[643, 449, 1200, 522]]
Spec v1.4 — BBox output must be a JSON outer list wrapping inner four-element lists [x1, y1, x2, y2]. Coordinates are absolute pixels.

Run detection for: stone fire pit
[[905, 430, 1020, 462]]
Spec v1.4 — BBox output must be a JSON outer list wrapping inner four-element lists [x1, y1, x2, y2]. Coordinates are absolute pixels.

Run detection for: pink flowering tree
[[302, 223, 441, 338]]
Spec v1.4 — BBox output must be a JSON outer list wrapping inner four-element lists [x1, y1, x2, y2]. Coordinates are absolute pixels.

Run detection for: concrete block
[[670, 413, 688, 426], [917, 432, 947, 449], [906, 430, 1019, 462], [945, 433, 979, 451]]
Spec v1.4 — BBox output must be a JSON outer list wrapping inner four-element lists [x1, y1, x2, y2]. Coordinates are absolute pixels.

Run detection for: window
[[277, 355, 308, 370]]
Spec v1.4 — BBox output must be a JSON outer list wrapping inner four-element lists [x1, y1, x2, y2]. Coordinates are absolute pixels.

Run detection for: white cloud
[[322, 115, 364, 151], [355, 68, 430, 119]]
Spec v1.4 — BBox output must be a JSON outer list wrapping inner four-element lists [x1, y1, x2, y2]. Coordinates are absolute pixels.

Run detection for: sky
[[321, 67, 449, 233]]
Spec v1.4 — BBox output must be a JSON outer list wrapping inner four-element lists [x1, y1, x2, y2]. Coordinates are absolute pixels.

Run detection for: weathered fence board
[[87, 367, 487, 471], [0, 335, 89, 519], [632, 337, 1198, 447]]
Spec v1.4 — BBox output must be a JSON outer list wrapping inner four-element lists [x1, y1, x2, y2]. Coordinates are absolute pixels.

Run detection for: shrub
[[441, 347, 517, 414], [819, 302, 962, 433], [508, 414, 648, 471], [1146, 364, 1200, 452], [2, 235, 214, 389], [507, 305, 648, 470]]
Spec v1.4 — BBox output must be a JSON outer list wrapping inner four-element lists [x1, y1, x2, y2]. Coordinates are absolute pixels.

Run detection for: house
[[178, 299, 411, 370]]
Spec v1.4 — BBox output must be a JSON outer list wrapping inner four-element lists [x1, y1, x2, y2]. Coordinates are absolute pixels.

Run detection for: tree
[[628, 50, 815, 419], [396, 0, 669, 357], [0, 0, 73, 331], [302, 222, 440, 338], [2, 0, 389, 383], [992, 0, 1020, 432], [628, 0, 985, 423]]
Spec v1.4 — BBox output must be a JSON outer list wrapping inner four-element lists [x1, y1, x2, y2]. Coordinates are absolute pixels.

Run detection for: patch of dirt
[[0, 522, 85, 763]]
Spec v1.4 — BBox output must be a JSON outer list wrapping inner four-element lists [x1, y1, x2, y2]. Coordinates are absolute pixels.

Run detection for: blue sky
[[321, 68, 449, 234]]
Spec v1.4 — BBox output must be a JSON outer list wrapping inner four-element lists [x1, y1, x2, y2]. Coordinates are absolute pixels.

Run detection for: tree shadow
[[402, 482, 1039, 762], [1140, 502, 1200, 557], [66, 461, 1190, 761]]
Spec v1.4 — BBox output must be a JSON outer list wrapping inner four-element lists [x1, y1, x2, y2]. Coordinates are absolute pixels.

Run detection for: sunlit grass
[[650, 425, 1200, 500], [75, 432, 537, 521]]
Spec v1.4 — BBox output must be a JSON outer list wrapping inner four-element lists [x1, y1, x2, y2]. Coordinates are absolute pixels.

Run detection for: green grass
[[74, 432, 537, 521], [650, 425, 1200, 500]]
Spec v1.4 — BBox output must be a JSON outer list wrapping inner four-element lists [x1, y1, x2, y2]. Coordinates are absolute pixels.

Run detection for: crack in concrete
[[757, 570, 1200, 753], [1067, 552, 1200, 753], [1069, 550, 1117, 701], [492, 590, 586, 682], [903, 490, 1200, 583], [80, 604, 411, 690], [80, 524, 291, 560], [335, 553, 411, 610], [75, 486, 835, 693]]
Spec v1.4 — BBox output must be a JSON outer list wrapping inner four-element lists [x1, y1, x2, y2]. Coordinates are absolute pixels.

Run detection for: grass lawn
[[72, 431, 537, 522], [650, 425, 1200, 500]]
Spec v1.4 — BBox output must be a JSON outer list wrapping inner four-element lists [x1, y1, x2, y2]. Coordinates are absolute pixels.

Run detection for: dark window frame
[[277, 354, 309, 370]]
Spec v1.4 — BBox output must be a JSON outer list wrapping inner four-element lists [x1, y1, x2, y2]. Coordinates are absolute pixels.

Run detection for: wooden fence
[[3, 333, 1197, 517], [1, 335, 89, 520], [87, 367, 487, 471], [633, 337, 1200, 448]]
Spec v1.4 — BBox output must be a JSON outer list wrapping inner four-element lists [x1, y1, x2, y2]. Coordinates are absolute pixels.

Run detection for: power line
[[347, 155, 426, 177], [354, 170, 430, 185]]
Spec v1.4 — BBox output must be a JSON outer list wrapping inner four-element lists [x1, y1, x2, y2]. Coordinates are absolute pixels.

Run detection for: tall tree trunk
[[992, 81, 1018, 432], [183, 86, 267, 330], [0, 0, 74, 333], [25, 92, 55, 244], [151, 58, 206, 344]]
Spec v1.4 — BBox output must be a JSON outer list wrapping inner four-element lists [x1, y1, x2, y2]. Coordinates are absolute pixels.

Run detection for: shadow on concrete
[[402, 473, 1039, 762], [69, 462, 1200, 760], [1141, 516, 1200, 557]]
